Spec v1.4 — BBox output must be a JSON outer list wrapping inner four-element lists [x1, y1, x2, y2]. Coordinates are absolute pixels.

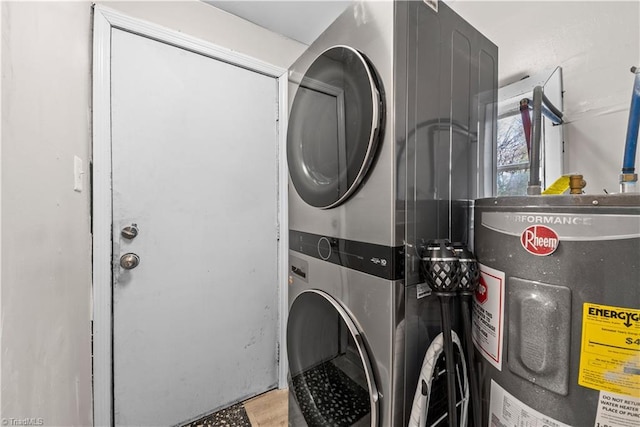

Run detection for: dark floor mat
[[183, 403, 252, 427], [291, 360, 370, 427]]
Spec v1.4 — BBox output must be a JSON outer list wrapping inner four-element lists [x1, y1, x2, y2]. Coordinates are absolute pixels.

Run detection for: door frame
[[92, 6, 289, 425]]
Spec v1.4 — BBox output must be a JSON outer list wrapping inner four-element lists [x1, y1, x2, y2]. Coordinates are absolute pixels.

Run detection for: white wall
[[204, 0, 352, 45], [0, 1, 305, 425], [1, 2, 94, 425], [101, 1, 306, 70], [449, 1, 640, 194]]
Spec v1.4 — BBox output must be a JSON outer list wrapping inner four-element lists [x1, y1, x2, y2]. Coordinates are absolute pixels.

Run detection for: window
[[496, 67, 564, 196], [497, 113, 530, 195]]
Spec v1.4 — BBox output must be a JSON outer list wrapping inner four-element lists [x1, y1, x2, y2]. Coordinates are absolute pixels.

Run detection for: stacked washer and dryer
[[286, 1, 497, 426]]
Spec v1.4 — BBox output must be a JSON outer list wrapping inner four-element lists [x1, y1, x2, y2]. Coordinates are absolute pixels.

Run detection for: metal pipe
[[520, 99, 532, 155], [541, 104, 563, 126], [621, 66, 640, 192], [541, 91, 564, 123], [528, 86, 543, 195], [521, 92, 563, 190], [521, 97, 563, 125]]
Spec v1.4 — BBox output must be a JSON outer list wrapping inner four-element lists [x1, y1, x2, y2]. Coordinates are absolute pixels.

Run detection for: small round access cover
[[287, 46, 384, 209]]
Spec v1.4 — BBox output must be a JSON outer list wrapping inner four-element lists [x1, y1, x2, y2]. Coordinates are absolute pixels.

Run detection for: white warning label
[[472, 264, 505, 371], [489, 380, 570, 427], [595, 391, 640, 427], [416, 283, 431, 300]]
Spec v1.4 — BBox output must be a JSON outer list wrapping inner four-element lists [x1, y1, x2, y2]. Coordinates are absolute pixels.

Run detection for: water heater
[[473, 194, 639, 427]]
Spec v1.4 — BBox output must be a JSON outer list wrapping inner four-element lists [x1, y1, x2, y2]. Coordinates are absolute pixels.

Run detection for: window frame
[[496, 67, 564, 195]]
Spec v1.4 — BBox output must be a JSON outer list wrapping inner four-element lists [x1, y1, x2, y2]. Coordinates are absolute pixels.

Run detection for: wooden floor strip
[[243, 388, 288, 427]]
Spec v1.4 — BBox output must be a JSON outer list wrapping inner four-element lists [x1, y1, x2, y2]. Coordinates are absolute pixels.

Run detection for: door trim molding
[[92, 6, 289, 425]]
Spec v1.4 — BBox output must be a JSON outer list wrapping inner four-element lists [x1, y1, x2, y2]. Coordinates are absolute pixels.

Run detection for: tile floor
[[184, 402, 252, 427], [186, 388, 288, 427]]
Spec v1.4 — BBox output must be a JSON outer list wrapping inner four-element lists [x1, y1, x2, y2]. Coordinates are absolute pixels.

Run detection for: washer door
[[287, 290, 379, 426], [287, 46, 384, 209]]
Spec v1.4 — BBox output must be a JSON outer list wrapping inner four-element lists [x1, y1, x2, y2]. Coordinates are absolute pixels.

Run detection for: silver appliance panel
[[288, 0, 498, 252], [287, 2, 498, 426], [288, 251, 404, 426], [288, 251, 464, 426], [288, 1, 398, 247]]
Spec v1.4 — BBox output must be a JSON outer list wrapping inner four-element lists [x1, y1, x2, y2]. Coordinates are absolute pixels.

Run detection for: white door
[[110, 28, 279, 426]]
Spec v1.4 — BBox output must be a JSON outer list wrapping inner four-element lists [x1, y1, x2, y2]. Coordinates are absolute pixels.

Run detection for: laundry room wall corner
[[1, 2, 93, 425]]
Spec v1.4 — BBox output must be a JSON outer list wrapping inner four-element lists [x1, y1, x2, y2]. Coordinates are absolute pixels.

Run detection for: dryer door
[[287, 46, 384, 209], [287, 290, 378, 426]]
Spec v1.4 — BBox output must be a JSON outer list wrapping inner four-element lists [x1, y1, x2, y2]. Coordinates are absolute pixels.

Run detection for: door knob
[[120, 253, 140, 270], [121, 224, 139, 239]]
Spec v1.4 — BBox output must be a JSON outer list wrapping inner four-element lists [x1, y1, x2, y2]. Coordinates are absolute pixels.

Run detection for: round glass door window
[[287, 290, 378, 426], [287, 46, 384, 209]]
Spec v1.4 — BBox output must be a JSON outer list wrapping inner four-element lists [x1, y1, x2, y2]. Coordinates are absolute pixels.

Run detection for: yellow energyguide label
[[579, 303, 640, 397]]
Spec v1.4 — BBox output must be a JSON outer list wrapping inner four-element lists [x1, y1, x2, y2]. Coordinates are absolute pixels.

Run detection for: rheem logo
[[520, 225, 559, 256]]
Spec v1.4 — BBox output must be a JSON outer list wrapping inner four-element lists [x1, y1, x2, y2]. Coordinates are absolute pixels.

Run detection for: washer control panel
[[289, 230, 404, 280]]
